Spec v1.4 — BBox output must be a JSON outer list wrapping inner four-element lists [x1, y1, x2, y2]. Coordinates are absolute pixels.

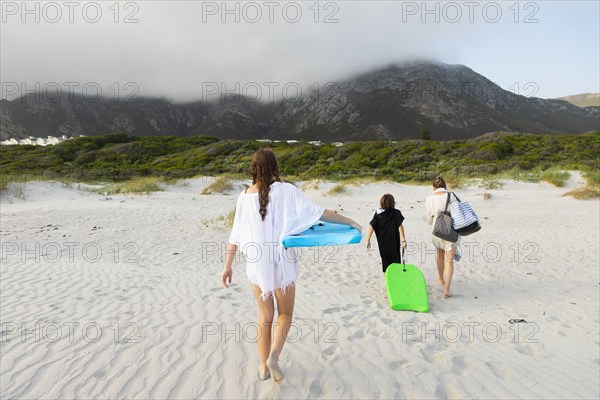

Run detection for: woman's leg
[[443, 246, 456, 297], [271, 285, 296, 357], [267, 285, 296, 383], [436, 247, 445, 285], [251, 284, 274, 379]]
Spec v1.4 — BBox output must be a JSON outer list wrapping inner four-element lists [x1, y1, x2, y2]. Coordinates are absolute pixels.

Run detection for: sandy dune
[[1, 175, 598, 399]]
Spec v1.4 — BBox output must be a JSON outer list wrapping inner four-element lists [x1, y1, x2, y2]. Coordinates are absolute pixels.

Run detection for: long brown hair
[[252, 148, 281, 221]]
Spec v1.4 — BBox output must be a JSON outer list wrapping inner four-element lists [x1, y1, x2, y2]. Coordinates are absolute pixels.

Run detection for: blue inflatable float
[[282, 222, 362, 248]]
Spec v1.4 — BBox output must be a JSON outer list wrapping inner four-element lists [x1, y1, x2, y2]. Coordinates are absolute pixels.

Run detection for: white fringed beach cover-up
[[228, 182, 324, 300]]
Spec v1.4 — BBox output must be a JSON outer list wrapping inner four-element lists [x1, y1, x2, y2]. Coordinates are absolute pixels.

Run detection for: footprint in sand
[[406, 363, 427, 377], [434, 382, 461, 399], [93, 369, 107, 379], [514, 343, 538, 356], [418, 347, 438, 363], [308, 379, 322, 397], [341, 315, 355, 328], [371, 322, 391, 338], [560, 321, 571, 329], [348, 329, 365, 340], [486, 361, 509, 379], [322, 344, 340, 360], [323, 307, 340, 314], [451, 356, 467, 375], [434, 383, 449, 399], [341, 314, 354, 322]]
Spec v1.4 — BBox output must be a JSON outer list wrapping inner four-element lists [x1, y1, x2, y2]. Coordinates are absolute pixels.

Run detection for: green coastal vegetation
[[1, 131, 598, 198]]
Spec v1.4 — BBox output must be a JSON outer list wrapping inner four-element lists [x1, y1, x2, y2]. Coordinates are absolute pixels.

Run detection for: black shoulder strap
[[452, 192, 461, 202]]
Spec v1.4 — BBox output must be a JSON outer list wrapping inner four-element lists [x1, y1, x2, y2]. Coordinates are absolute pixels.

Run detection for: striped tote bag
[[450, 193, 481, 236]]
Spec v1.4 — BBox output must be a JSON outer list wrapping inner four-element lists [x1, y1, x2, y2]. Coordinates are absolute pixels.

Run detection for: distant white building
[[1, 134, 79, 146], [46, 136, 60, 145], [286, 140, 299, 144], [1, 138, 18, 145], [332, 142, 343, 147], [256, 139, 272, 143], [308, 141, 322, 146]]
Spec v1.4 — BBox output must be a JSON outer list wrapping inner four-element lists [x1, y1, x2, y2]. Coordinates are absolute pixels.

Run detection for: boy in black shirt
[[366, 194, 407, 273]]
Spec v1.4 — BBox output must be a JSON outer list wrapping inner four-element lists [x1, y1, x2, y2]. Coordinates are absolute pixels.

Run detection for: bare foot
[[443, 291, 453, 298], [437, 277, 445, 286], [266, 354, 284, 384], [258, 364, 270, 381]]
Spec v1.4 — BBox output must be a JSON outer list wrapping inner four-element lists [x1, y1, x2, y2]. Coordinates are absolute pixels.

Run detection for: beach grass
[[541, 168, 570, 187], [300, 179, 322, 191], [563, 167, 600, 199], [479, 178, 503, 190], [582, 167, 600, 186], [0, 172, 51, 191], [201, 175, 233, 195], [202, 208, 236, 230], [443, 174, 469, 190], [563, 186, 600, 200], [0, 172, 110, 193], [92, 177, 164, 195], [327, 184, 347, 195], [339, 176, 381, 185], [162, 176, 188, 186], [5, 182, 27, 199], [0, 173, 166, 197]]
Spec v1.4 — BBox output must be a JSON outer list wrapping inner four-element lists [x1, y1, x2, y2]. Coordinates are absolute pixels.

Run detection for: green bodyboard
[[385, 263, 429, 312]]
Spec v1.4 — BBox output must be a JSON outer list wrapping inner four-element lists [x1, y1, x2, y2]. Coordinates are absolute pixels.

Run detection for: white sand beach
[[1, 175, 599, 399]]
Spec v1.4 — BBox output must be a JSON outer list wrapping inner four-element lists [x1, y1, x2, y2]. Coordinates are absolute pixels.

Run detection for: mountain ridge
[[556, 93, 600, 108], [1, 61, 598, 141]]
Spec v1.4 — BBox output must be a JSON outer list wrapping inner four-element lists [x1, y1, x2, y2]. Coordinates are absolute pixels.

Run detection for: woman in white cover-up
[[425, 176, 460, 298], [221, 148, 361, 384]]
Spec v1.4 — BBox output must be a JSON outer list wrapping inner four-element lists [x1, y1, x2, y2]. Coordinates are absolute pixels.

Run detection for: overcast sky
[[1, 0, 598, 102]]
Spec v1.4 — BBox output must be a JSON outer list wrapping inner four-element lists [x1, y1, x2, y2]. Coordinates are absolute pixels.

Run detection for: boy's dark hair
[[380, 194, 395, 210], [433, 176, 446, 189]]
